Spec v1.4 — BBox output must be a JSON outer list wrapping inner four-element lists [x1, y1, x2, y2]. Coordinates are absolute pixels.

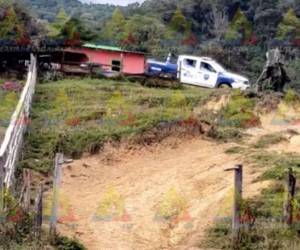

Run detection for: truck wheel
[[218, 83, 232, 89]]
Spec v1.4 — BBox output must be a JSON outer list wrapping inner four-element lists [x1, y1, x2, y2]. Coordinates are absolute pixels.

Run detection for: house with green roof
[[65, 43, 146, 75]]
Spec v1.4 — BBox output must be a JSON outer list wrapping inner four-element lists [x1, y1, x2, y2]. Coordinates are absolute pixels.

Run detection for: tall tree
[[0, 6, 19, 39], [224, 7, 253, 41], [0, 0, 13, 8], [101, 8, 126, 44], [61, 17, 96, 44], [49, 7, 69, 37], [277, 8, 300, 40], [169, 8, 189, 33], [122, 14, 166, 53]]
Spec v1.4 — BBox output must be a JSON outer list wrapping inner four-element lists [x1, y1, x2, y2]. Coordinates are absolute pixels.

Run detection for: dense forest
[[8, 0, 300, 53], [1, 0, 300, 85]]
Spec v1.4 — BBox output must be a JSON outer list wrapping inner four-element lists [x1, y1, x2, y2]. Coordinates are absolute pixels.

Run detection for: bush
[[208, 126, 245, 142], [221, 90, 259, 128], [253, 133, 287, 149], [284, 89, 300, 106], [54, 236, 86, 250]]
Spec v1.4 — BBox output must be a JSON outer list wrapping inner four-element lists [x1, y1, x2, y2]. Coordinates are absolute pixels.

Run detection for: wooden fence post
[[225, 164, 243, 242], [49, 153, 64, 239], [0, 160, 4, 222], [284, 168, 296, 226], [19, 169, 31, 211], [34, 185, 43, 239]]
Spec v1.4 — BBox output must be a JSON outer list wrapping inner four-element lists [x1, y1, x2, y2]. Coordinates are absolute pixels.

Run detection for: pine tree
[[277, 8, 300, 40], [0, 6, 19, 39], [54, 8, 69, 29], [0, 0, 13, 8], [49, 7, 69, 37], [169, 8, 189, 33], [102, 8, 126, 44], [110, 8, 126, 29], [224, 8, 253, 41]]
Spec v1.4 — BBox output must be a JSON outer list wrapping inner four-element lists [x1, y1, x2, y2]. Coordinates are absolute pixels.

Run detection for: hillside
[[21, 0, 300, 89], [24, 0, 300, 45], [20, 77, 300, 249], [23, 0, 116, 26]]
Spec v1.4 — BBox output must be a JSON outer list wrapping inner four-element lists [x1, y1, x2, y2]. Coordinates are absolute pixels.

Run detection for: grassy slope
[[21, 78, 212, 173], [203, 93, 300, 250], [204, 148, 300, 249], [0, 80, 22, 142]]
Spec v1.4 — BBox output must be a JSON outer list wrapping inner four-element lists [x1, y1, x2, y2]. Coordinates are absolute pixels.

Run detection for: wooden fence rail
[[0, 54, 37, 189]]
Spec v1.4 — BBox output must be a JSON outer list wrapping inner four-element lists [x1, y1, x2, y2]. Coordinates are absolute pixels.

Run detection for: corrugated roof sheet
[[83, 43, 145, 54], [83, 43, 122, 52]]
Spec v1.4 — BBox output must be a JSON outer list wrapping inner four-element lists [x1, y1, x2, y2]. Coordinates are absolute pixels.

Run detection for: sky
[[80, 0, 144, 6]]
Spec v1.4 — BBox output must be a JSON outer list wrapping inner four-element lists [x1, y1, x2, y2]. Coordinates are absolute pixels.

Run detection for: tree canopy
[[277, 8, 300, 40]]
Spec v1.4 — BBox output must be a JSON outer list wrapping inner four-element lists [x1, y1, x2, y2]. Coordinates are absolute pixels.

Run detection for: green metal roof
[[83, 43, 145, 54], [83, 43, 123, 52]]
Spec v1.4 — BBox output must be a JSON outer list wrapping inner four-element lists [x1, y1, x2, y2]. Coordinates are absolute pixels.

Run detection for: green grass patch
[[0, 79, 24, 143], [220, 90, 260, 128], [208, 126, 245, 143], [204, 147, 300, 249], [225, 146, 247, 154], [251, 151, 300, 181], [284, 89, 300, 106], [0, 83, 21, 130], [203, 219, 300, 250], [207, 90, 259, 143], [253, 133, 288, 149], [21, 78, 212, 173]]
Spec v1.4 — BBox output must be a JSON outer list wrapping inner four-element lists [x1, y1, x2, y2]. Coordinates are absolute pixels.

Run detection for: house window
[[112, 60, 121, 72]]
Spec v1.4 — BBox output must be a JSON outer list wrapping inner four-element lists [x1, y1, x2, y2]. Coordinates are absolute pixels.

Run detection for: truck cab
[[178, 55, 250, 90]]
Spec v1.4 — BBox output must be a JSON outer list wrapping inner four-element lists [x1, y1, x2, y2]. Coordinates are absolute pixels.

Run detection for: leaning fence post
[[49, 153, 64, 239], [284, 167, 296, 226], [34, 185, 43, 239], [225, 164, 243, 243]]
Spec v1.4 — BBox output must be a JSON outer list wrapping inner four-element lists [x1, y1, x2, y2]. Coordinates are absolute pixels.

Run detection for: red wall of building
[[66, 48, 145, 75]]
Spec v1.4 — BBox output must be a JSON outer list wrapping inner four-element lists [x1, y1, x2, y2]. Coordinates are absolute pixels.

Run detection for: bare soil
[[54, 100, 300, 250], [54, 136, 266, 250]]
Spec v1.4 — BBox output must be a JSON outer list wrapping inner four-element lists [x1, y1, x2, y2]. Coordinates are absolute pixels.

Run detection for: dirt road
[[53, 100, 300, 250], [54, 134, 268, 250]]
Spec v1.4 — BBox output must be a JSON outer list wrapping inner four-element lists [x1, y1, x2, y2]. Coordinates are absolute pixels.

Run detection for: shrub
[[221, 90, 259, 128], [253, 133, 288, 149], [54, 236, 86, 250], [284, 89, 300, 106]]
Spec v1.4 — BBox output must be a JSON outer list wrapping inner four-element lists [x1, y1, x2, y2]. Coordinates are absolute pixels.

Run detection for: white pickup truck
[[178, 55, 250, 90]]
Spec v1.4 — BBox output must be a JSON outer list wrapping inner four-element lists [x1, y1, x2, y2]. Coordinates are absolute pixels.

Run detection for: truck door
[[179, 58, 198, 85], [197, 61, 219, 88]]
